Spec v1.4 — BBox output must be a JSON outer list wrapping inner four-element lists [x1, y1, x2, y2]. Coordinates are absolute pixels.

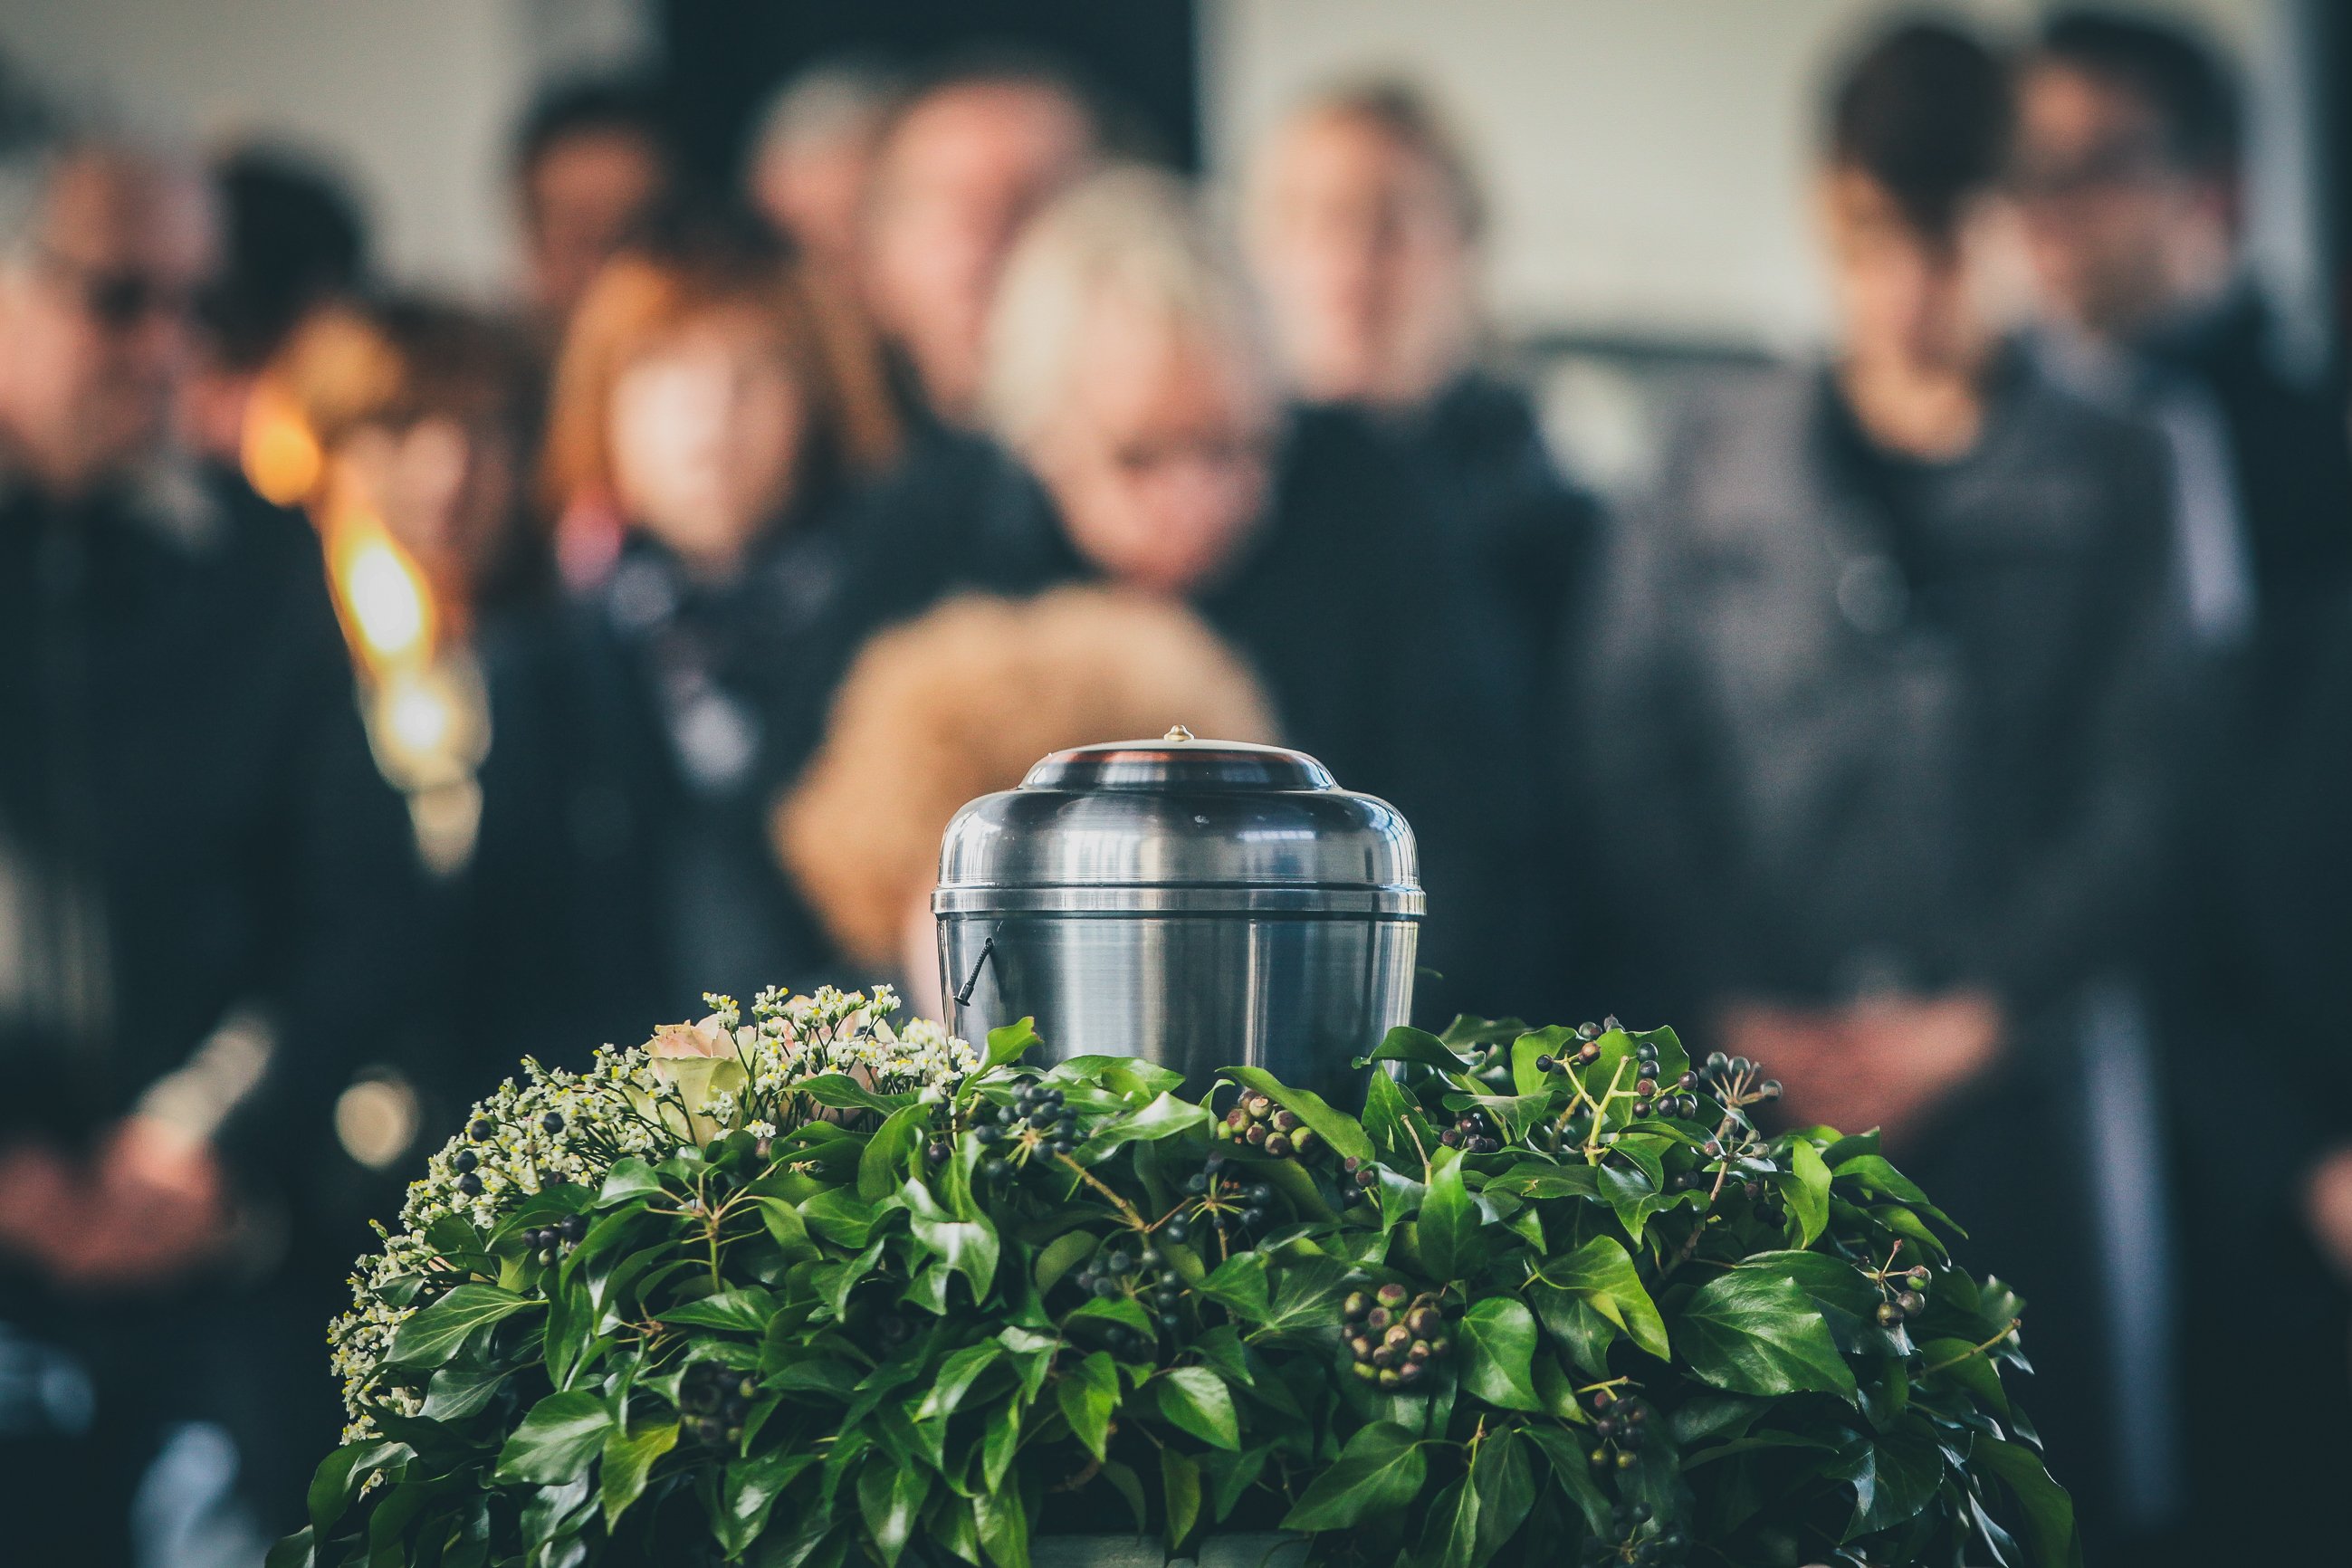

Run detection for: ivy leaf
[[1678, 1271, 1858, 1401], [1162, 1448, 1203, 1548], [859, 1105, 932, 1200], [975, 1482, 1029, 1568], [1359, 1026, 1472, 1073], [1076, 1092, 1211, 1161], [1362, 1066, 1427, 1166], [983, 1018, 1042, 1072], [659, 1286, 777, 1335], [901, 1179, 999, 1301], [1516, 1425, 1616, 1537], [599, 1418, 676, 1528], [1152, 1367, 1241, 1450], [1056, 1351, 1119, 1462], [1511, 1026, 1574, 1095], [1838, 1416, 1943, 1538], [305, 1439, 407, 1536], [387, 1284, 534, 1369], [1457, 1297, 1544, 1411], [916, 1342, 1006, 1421], [420, 1355, 509, 1421], [1917, 1336, 2009, 1414], [1785, 1138, 1831, 1246], [714, 1445, 815, 1555], [1223, 1067, 1373, 1165], [1471, 1429, 1537, 1563], [1418, 1148, 1484, 1281], [595, 1157, 666, 1208], [1255, 1253, 1351, 1337], [856, 1454, 930, 1568], [1198, 1251, 1271, 1322], [1833, 1154, 1963, 1236], [1279, 1421, 1427, 1530], [1973, 1436, 2084, 1568], [1538, 1236, 1670, 1360], [495, 1389, 611, 1484]]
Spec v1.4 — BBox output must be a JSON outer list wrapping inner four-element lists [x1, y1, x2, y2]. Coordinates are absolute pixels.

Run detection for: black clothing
[[463, 515, 871, 1066], [856, 413, 1554, 1028], [1582, 358, 2188, 1556], [0, 463, 425, 1558], [2123, 297, 2352, 1568], [1585, 359, 2182, 1018], [1372, 371, 1603, 681]]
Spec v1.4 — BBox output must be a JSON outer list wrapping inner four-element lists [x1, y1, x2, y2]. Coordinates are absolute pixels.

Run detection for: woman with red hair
[[458, 216, 903, 1066]]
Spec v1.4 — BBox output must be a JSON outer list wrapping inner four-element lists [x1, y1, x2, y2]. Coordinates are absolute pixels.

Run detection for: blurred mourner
[[1247, 79, 1600, 673], [512, 77, 676, 352], [178, 145, 368, 470], [463, 218, 902, 1066], [862, 53, 1104, 433], [0, 123, 425, 1559], [864, 165, 1555, 1027], [776, 586, 1279, 1018], [745, 56, 906, 292], [1581, 24, 2187, 1558], [2014, 13, 2352, 1559]]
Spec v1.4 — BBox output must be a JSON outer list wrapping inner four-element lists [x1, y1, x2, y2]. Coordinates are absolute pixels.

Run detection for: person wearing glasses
[[2014, 16, 2352, 1560], [0, 120, 425, 1558]]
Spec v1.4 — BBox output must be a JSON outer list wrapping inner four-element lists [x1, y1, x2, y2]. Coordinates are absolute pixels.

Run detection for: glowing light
[[332, 521, 435, 671], [241, 380, 322, 506]]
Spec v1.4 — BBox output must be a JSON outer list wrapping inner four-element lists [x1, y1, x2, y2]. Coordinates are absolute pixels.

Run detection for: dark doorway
[[657, 0, 1200, 192]]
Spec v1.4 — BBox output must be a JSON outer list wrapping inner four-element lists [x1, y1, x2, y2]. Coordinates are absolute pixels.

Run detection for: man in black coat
[[0, 132, 425, 1559], [2015, 15, 2352, 1559]]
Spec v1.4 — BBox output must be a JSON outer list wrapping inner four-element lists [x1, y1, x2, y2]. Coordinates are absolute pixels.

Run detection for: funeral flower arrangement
[[282, 990, 2078, 1568]]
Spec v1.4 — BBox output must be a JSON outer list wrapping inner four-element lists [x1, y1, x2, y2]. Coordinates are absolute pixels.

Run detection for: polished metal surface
[[934, 731, 1420, 1104]]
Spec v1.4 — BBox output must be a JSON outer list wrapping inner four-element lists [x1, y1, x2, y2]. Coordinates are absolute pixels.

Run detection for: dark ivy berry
[[927, 1142, 951, 1164], [469, 1118, 494, 1141], [1896, 1290, 1926, 1318], [561, 1213, 588, 1241], [1603, 1015, 1621, 1032], [457, 1172, 483, 1197], [540, 1112, 564, 1134], [452, 1149, 478, 1173], [1577, 1022, 1601, 1041], [1163, 1222, 1190, 1245], [1053, 1139, 1077, 1156], [1535, 1054, 1557, 1072], [1876, 1302, 1905, 1327], [981, 1159, 1008, 1180]]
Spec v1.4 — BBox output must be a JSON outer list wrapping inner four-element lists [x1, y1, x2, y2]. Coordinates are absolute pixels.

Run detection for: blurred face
[[524, 129, 665, 328], [1029, 296, 1276, 598], [1820, 167, 1999, 384], [0, 152, 213, 498], [607, 307, 806, 576], [2014, 62, 2232, 339], [339, 415, 517, 612], [865, 83, 1093, 423], [751, 127, 883, 278], [1252, 110, 1476, 408]]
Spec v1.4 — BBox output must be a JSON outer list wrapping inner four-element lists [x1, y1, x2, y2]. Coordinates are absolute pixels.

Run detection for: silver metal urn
[[933, 730, 1420, 1104]]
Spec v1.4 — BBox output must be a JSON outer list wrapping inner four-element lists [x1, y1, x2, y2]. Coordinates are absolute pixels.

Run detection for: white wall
[[0, 0, 655, 301], [1206, 0, 2323, 353]]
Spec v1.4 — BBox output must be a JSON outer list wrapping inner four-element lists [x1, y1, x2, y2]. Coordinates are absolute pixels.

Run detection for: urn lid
[[932, 729, 1421, 917]]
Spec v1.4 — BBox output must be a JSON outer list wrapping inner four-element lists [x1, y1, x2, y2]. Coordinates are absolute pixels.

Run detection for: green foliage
[[289, 1016, 2075, 1568]]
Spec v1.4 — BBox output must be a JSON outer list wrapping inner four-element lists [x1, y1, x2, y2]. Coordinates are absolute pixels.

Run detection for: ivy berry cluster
[[678, 1362, 757, 1448], [1342, 1282, 1451, 1389], [971, 1077, 1078, 1177], [1217, 1088, 1321, 1159]]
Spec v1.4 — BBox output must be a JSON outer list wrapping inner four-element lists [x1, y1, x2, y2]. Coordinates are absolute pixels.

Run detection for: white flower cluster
[[326, 986, 973, 1436]]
